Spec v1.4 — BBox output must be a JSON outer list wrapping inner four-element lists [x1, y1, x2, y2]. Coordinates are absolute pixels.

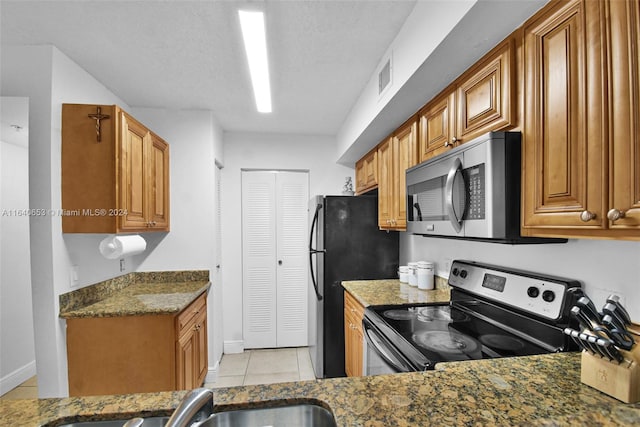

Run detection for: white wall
[[402, 235, 640, 320], [336, 0, 475, 161], [0, 97, 36, 394], [221, 132, 352, 351], [1, 45, 132, 397]]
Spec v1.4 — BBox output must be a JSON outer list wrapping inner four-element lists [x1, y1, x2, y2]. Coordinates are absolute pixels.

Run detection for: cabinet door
[[120, 112, 150, 231], [391, 120, 418, 230], [355, 149, 377, 195], [377, 138, 394, 229], [522, 0, 606, 230], [177, 328, 197, 390], [344, 292, 364, 377], [147, 133, 170, 230], [418, 92, 456, 162], [457, 38, 514, 142], [195, 310, 208, 386], [608, 0, 640, 230]]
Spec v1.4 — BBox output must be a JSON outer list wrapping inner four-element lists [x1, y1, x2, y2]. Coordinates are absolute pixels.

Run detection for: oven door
[[362, 317, 417, 375]]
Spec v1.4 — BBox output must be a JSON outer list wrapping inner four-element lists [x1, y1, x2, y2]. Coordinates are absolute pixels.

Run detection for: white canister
[[417, 261, 435, 290], [398, 266, 410, 283], [407, 262, 418, 287]]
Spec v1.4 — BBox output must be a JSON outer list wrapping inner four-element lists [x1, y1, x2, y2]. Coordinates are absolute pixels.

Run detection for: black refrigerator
[[308, 195, 399, 378]]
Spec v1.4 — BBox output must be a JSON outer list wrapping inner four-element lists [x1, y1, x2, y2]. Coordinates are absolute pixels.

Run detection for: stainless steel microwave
[[406, 131, 524, 242]]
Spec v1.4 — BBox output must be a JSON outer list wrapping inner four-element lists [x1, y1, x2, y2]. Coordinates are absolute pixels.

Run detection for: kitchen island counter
[[4, 352, 639, 426]]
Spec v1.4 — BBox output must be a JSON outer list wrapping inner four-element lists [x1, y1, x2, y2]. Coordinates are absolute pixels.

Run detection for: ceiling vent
[[378, 56, 392, 96]]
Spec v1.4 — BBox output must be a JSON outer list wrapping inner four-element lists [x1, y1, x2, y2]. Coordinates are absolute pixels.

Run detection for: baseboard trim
[[223, 340, 244, 354], [0, 361, 36, 396], [205, 360, 219, 384]]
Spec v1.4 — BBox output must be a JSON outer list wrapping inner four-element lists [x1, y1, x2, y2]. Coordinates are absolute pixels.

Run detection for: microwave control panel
[[463, 164, 485, 220]]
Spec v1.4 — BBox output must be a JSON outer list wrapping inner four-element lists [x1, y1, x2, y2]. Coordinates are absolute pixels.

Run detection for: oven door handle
[[363, 324, 414, 373], [444, 157, 464, 233]]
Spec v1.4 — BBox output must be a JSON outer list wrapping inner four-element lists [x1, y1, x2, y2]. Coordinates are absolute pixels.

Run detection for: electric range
[[362, 260, 583, 374]]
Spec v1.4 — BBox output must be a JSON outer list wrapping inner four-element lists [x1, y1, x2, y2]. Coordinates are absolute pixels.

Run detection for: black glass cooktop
[[365, 301, 566, 367]]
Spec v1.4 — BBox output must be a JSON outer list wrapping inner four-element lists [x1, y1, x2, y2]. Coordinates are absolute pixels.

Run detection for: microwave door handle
[[445, 157, 463, 233]]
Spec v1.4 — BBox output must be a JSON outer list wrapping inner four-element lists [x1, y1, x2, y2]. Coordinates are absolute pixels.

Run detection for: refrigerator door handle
[[309, 203, 324, 301]]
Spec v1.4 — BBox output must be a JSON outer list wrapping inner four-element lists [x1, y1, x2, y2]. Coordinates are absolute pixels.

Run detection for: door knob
[[278, 260, 283, 265]]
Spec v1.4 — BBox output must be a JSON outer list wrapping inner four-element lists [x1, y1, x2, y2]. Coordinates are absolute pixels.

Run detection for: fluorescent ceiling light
[[239, 10, 272, 113]]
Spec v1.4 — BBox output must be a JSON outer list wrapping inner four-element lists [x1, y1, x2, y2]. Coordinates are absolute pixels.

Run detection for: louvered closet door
[[275, 172, 309, 347], [242, 171, 309, 348], [242, 172, 277, 348]]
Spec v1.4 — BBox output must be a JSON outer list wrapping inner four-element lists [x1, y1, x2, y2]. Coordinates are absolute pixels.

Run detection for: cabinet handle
[[607, 208, 626, 221], [580, 210, 597, 222], [444, 141, 452, 147], [452, 136, 459, 144]]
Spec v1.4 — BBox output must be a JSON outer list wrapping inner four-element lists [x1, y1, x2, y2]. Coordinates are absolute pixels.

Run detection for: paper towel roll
[[99, 234, 146, 259]]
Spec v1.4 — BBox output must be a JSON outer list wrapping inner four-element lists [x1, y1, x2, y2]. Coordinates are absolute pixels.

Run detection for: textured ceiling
[[1, 0, 416, 136]]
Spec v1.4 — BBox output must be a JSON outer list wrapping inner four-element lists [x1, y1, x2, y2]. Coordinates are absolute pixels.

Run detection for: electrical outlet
[[119, 258, 125, 272], [70, 265, 79, 287]]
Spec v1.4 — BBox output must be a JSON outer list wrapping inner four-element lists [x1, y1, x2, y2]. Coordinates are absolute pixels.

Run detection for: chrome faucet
[[164, 388, 214, 427]]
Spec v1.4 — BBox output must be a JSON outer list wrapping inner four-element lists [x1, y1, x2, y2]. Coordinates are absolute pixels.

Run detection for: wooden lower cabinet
[[344, 291, 365, 377], [66, 293, 208, 396]]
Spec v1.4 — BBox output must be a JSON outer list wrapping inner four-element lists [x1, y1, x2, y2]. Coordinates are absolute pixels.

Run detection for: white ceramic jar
[[407, 262, 418, 287], [398, 266, 409, 283], [416, 261, 435, 290]]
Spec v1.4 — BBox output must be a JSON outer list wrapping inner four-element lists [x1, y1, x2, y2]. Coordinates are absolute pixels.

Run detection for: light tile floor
[[205, 347, 316, 388], [0, 347, 315, 399], [0, 375, 38, 400]]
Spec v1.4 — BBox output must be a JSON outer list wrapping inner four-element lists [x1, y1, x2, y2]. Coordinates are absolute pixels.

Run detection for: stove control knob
[[452, 268, 459, 276], [459, 269, 468, 279], [542, 290, 556, 303], [527, 286, 540, 298]]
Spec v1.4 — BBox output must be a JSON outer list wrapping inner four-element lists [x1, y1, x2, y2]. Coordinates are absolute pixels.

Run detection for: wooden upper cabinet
[[457, 38, 515, 142], [377, 137, 394, 229], [418, 38, 514, 163], [119, 112, 150, 231], [418, 91, 456, 162], [378, 118, 418, 230], [62, 104, 170, 233], [608, 0, 640, 232], [148, 132, 170, 229], [522, 0, 611, 236], [355, 147, 378, 195]]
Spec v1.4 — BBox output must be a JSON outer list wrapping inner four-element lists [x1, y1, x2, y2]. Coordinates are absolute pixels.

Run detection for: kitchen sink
[[202, 403, 337, 427], [58, 417, 169, 427], [56, 404, 336, 427], [57, 387, 336, 427]]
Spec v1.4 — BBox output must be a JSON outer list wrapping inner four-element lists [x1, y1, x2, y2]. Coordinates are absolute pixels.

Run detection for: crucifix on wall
[[87, 106, 110, 142]]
